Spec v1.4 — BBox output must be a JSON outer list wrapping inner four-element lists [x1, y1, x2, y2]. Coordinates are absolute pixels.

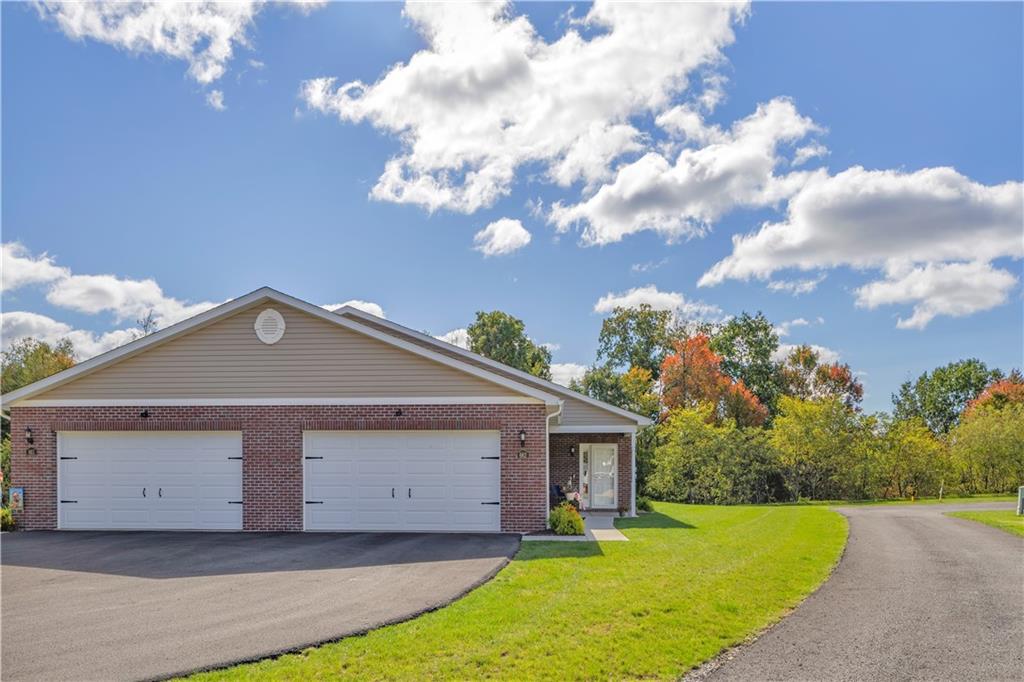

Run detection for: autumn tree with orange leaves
[[661, 334, 768, 427], [779, 345, 864, 409]]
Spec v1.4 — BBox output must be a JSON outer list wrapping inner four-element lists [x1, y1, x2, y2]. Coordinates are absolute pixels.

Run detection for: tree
[[964, 371, 1024, 417], [770, 396, 871, 500], [1, 338, 76, 395], [133, 310, 158, 338], [877, 417, 949, 499], [466, 310, 551, 380], [950, 403, 1024, 494], [892, 359, 1002, 435], [596, 304, 674, 378], [708, 312, 782, 415], [661, 335, 767, 427], [780, 345, 864, 409]]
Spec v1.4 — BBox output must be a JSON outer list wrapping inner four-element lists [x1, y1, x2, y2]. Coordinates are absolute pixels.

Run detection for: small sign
[[9, 487, 24, 512], [517, 448, 529, 459]]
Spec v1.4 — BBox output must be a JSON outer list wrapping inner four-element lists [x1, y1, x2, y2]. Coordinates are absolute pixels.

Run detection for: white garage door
[[304, 431, 501, 532], [58, 432, 243, 530]]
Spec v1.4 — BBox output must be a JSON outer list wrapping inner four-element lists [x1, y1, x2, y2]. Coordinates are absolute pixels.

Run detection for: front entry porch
[[548, 432, 634, 515]]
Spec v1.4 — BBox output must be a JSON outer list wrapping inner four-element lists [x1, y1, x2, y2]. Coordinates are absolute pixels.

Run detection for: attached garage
[[58, 432, 243, 530], [304, 431, 501, 532]]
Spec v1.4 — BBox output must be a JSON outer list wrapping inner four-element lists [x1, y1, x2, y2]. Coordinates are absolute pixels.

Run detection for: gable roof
[[1, 287, 562, 407], [334, 305, 652, 426]]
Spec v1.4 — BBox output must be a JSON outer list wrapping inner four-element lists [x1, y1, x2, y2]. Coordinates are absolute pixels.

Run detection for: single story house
[[2, 287, 650, 534]]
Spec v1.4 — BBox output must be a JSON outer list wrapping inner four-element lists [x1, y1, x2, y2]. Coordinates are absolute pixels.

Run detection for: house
[[1, 287, 651, 534]]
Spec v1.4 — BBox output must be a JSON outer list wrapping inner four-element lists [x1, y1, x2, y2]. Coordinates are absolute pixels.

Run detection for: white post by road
[[1017, 486, 1023, 516]]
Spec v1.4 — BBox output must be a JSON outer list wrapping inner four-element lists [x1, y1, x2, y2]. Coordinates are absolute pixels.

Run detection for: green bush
[[548, 502, 584, 535], [636, 496, 654, 512], [1, 507, 14, 531]]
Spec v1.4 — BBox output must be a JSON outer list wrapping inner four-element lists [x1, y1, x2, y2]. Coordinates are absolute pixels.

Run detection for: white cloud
[[774, 317, 810, 337], [699, 165, 1023, 327], [773, 343, 840, 365], [594, 285, 723, 321], [792, 142, 829, 167], [549, 98, 823, 246], [631, 258, 668, 274], [540, 342, 560, 352], [301, 1, 748, 213], [1, 242, 68, 291], [205, 89, 226, 111], [551, 362, 587, 387], [700, 166, 1023, 284], [46, 274, 219, 328], [854, 260, 1017, 330], [435, 328, 470, 350], [767, 274, 825, 295], [473, 218, 531, 257], [1, 311, 136, 360], [323, 300, 387, 318]]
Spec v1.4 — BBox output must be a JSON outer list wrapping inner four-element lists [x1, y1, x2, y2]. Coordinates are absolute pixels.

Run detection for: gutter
[[544, 401, 563, 529]]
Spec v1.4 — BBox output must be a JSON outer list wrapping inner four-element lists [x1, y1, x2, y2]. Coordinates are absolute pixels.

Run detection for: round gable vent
[[254, 308, 286, 345]]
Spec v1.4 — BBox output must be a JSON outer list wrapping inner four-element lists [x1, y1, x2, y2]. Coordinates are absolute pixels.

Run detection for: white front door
[[58, 432, 243, 530], [303, 431, 501, 532], [581, 443, 618, 509]]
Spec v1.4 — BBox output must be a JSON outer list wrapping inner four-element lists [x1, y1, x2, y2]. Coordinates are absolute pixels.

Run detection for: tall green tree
[[596, 304, 674, 378], [1, 338, 76, 395], [709, 312, 782, 415], [467, 310, 551, 380], [950, 403, 1024, 494], [892, 359, 1002, 435]]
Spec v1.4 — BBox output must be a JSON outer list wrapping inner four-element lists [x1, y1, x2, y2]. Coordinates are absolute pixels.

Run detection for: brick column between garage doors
[[8, 404, 549, 534]]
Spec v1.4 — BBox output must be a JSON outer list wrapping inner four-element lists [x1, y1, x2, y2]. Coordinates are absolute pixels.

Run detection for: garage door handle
[[408, 488, 412, 498], [392, 487, 395, 498], [158, 488, 163, 498], [142, 487, 146, 498]]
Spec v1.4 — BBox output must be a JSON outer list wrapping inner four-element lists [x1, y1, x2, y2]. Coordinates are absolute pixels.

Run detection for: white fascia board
[[335, 305, 653, 427], [15, 397, 542, 408], [2, 287, 561, 408], [549, 425, 638, 434]]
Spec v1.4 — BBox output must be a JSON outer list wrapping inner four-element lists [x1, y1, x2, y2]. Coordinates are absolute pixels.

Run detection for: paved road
[[1, 531, 519, 682], [701, 502, 1023, 682]]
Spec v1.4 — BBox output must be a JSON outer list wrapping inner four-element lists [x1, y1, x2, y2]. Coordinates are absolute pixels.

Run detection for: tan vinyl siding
[[559, 394, 637, 427], [38, 303, 522, 400], [347, 315, 639, 428]]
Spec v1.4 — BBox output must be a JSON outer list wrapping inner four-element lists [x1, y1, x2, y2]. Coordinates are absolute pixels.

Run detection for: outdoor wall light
[[394, 409, 403, 417], [140, 409, 150, 419], [569, 445, 576, 457], [518, 429, 527, 447], [24, 427, 34, 444]]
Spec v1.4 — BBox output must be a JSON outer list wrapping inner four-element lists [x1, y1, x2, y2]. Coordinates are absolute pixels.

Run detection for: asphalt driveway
[[699, 502, 1023, 681], [1, 531, 519, 681]]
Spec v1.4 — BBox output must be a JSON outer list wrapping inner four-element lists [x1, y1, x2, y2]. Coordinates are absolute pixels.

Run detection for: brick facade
[[549, 432, 633, 513], [9, 404, 549, 533]]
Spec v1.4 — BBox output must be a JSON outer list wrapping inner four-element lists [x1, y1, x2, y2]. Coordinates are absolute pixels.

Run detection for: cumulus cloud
[[324, 300, 386, 318], [699, 165, 1023, 327], [435, 328, 470, 350], [551, 362, 587, 387], [1, 311, 137, 360], [631, 258, 668, 274], [205, 89, 226, 111], [549, 98, 823, 245], [301, 1, 747, 213], [473, 218, 531, 257], [792, 141, 829, 167], [594, 285, 723, 321], [1, 242, 68, 291], [854, 261, 1017, 330]]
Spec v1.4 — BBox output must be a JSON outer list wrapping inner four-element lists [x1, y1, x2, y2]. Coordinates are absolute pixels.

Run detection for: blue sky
[[2, 1, 1022, 413]]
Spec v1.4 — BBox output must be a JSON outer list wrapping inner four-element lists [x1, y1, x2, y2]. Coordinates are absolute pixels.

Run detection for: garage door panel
[[304, 431, 500, 532], [59, 432, 242, 531]]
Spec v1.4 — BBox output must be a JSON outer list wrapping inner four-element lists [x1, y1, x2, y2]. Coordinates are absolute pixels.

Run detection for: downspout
[[630, 429, 637, 517], [545, 401, 563, 529]]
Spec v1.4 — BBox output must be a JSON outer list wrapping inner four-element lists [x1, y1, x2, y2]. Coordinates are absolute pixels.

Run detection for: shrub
[[636, 496, 654, 512], [1, 507, 14, 531], [548, 502, 584, 535]]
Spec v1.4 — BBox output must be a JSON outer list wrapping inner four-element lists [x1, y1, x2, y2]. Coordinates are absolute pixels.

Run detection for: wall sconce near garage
[[516, 428, 529, 458], [25, 427, 34, 444]]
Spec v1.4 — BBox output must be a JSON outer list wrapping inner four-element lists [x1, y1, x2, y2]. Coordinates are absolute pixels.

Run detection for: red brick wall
[[8, 404, 548, 533], [549, 432, 633, 513]]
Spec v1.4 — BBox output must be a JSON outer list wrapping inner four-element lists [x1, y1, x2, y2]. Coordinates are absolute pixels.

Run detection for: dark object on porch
[[549, 484, 566, 508]]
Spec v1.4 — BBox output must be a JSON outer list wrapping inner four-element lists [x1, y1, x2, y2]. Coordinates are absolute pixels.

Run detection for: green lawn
[[186, 503, 846, 681], [946, 509, 1024, 537]]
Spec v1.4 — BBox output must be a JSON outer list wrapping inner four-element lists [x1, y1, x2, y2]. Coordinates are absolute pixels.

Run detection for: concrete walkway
[[696, 502, 1022, 682], [522, 511, 629, 542]]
